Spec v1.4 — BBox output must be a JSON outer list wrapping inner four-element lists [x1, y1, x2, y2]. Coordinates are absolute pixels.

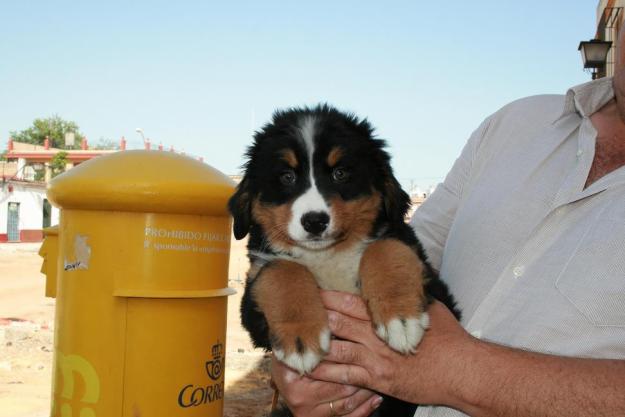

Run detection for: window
[[7, 202, 20, 241], [43, 199, 52, 228]]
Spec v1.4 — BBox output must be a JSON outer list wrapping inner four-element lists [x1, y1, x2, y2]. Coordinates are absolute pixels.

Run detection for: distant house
[[0, 179, 58, 242], [0, 138, 119, 242], [1, 137, 228, 242]]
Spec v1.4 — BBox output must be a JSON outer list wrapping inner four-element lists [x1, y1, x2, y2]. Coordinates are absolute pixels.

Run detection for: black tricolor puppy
[[229, 104, 460, 416]]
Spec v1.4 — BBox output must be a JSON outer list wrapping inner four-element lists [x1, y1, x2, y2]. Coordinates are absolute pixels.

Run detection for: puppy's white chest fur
[[290, 242, 368, 294]]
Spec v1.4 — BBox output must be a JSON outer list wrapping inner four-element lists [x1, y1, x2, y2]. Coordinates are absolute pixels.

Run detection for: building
[[0, 179, 58, 242], [0, 138, 120, 242], [1, 137, 215, 242], [5, 138, 118, 182], [595, 1, 624, 77]]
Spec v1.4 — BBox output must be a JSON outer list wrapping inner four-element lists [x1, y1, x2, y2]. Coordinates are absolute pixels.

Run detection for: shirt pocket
[[555, 206, 625, 327]]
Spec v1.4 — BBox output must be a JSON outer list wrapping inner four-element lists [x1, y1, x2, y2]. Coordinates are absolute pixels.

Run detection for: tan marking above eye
[[281, 149, 298, 168], [327, 147, 344, 167]]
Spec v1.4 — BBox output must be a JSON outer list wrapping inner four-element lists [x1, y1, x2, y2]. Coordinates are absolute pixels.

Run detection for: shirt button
[[576, 149, 584, 157], [471, 330, 482, 339], [513, 265, 525, 278]]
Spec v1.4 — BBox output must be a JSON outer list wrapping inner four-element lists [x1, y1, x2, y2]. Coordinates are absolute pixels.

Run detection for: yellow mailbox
[[39, 225, 59, 298], [46, 150, 236, 417]]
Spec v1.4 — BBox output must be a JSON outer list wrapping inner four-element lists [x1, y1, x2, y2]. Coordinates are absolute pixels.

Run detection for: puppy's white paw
[[375, 313, 430, 354], [274, 349, 322, 374], [273, 328, 330, 374], [319, 327, 331, 353]]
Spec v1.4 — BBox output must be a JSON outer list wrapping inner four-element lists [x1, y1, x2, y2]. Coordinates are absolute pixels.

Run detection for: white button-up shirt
[[410, 77, 625, 417]]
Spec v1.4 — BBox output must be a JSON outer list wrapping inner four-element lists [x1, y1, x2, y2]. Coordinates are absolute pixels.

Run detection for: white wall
[[51, 202, 60, 226], [0, 182, 60, 236]]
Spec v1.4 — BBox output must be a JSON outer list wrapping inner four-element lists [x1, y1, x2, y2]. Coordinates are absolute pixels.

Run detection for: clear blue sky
[[0, 1, 597, 190]]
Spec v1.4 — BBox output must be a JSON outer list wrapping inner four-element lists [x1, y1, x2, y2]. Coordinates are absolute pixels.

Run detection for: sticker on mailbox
[[64, 234, 91, 271]]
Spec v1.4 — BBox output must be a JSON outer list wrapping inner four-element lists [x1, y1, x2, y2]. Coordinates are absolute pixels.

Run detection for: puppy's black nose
[[301, 211, 330, 235]]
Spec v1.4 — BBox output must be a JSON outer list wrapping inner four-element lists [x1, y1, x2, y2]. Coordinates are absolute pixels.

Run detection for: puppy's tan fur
[[360, 239, 427, 326], [252, 199, 295, 250], [252, 260, 328, 356]]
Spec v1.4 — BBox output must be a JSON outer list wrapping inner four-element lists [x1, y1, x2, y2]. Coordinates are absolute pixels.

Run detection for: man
[[270, 27, 625, 417]]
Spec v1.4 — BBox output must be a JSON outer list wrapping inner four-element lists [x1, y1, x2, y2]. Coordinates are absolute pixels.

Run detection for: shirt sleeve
[[409, 116, 491, 271]]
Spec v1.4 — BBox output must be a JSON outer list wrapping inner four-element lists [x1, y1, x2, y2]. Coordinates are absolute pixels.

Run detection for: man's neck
[[586, 99, 625, 187]]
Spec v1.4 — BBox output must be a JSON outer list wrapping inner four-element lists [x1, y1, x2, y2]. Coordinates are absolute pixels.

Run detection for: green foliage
[[93, 137, 119, 150], [34, 168, 46, 182], [0, 150, 6, 161], [10, 115, 84, 149], [50, 151, 69, 177]]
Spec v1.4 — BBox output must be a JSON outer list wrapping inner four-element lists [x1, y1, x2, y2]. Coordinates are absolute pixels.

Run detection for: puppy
[[229, 105, 460, 416]]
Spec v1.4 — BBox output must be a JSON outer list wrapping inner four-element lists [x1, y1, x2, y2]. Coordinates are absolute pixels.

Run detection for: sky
[[0, 1, 598, 191]]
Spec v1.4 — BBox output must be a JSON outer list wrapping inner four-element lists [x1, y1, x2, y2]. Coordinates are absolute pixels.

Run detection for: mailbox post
[[39, 225, 59, 298], [45, 150, 235, 417]]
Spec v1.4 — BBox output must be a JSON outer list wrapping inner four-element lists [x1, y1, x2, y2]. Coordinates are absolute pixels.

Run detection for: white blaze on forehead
[[299, 116, 317, 155], [287, 115, 333, 243]]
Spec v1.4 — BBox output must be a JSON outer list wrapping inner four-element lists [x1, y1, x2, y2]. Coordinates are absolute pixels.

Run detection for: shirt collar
[[558, 76, 614, 120]]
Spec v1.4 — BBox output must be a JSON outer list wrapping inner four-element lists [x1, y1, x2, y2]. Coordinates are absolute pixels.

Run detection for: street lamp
[[135, 128, 146, 144], [578, 39, 612, 79]]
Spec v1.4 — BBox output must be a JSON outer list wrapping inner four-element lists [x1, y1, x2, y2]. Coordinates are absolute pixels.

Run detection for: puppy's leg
[[241, 275, 272, 350], [360, 239, 429, 353], [253, 260, 330, 374]]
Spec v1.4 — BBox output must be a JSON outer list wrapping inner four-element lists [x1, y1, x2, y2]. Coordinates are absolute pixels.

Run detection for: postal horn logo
[[177, 342, 225, 408], [205, 342, 223, 380]]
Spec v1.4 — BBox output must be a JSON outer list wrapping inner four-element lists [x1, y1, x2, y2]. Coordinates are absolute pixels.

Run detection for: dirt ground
[[0, 238, 274, 417]]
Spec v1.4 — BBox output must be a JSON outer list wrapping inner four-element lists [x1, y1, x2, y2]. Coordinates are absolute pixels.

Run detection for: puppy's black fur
[[229, 105, 460, 416]]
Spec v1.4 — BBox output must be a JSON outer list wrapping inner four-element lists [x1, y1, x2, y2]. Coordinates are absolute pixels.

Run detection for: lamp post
[[136, 128, 152, 150], [135, 128, 146, 144], [578, 39, 612, 79]]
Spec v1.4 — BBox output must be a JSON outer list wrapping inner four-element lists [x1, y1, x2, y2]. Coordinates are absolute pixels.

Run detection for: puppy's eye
[[332, 167, 350, 183], [280, 170, 297, 186]]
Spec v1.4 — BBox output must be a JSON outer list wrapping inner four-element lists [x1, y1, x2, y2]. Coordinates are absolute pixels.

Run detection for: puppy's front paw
[[272, 324, 331, 374], [251, 260, 331, 373], [359, 238, 430, 354], [375, 313, 430, 354]]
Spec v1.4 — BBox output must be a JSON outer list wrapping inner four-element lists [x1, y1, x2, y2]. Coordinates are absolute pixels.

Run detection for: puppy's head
[[228, 105, 409, 251]]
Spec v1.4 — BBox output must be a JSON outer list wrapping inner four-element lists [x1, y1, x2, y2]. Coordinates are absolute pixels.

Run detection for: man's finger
[[310, 381, 359, 406], [326, 388, 377, 416], [320, 290, 370, 320], [345, 394, 384, 417], [309, 361, 370, 387], [271, 356, 358, 404], [327, 310, 383, 348], [324, 340, 371, 368]]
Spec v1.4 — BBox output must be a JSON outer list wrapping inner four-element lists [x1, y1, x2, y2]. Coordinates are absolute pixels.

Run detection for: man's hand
[[310, 290, 474, 408], [311, 290, 625, 417], [271, 356, 383, 416]]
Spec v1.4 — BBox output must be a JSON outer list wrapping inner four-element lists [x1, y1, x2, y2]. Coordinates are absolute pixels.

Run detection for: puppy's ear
[[382, 174, 411, 224], [228, 177, 253, 240], [372, 140, 411, 224]]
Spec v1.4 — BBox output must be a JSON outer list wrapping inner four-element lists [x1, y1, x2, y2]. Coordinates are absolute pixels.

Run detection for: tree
[[10, 115, 85, 149], [93, 137, 119, 150], [50, 151, 69, 177]]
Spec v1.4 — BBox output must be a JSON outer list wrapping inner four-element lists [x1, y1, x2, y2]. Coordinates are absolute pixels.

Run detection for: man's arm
[[311, 291, 625, 417], [409, 116, 491, 271], [458, 337, 625, 417]]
